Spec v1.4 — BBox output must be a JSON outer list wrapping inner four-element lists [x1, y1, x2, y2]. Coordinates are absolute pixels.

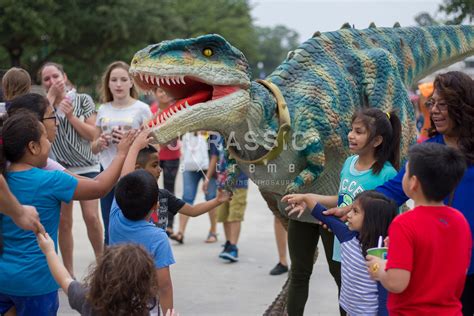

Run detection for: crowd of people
[[0, 61, 473, 316]]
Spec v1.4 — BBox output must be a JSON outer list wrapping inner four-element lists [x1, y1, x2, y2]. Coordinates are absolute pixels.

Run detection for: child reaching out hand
[[37, 232, 158, 316], [283, 190, 397, 315]]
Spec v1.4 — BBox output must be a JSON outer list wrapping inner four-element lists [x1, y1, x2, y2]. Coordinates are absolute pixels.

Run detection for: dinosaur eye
[[202, 48, 213, 57]]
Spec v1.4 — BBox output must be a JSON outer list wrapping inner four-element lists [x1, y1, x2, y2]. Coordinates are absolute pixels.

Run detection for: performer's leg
[[287, 220, 320, 316], [320, 228, 345, 315]]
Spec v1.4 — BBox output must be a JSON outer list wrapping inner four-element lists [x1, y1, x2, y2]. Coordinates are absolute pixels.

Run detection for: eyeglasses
[[42, 115, 57, 124], [426, 98, 448, 112]]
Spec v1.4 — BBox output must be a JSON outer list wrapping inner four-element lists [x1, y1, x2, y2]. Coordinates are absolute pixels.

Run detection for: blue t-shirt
[[109, 199, 175, 269], [333, 155, 397, 261], [376, 134, 474, 275], [0, 168, 78, 296]]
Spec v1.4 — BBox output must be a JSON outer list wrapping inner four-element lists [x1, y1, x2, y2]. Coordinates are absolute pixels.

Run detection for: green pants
[[287, 219, 342, 316]]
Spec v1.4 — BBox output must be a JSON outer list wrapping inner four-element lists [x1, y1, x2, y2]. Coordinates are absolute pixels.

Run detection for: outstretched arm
[[37, 233, 74, 294], [375, 164, 408, 206], [179, 189, 232, 217], [120, 128, 153, 178], [73, 131, 135, 200]]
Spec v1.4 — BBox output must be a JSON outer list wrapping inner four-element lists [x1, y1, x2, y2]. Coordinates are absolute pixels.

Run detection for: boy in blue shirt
[[109, 169, 174, 314]]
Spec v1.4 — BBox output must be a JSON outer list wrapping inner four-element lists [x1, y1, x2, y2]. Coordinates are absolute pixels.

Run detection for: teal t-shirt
[[333, 155, 397, 262], [0, 168, 78, 296]]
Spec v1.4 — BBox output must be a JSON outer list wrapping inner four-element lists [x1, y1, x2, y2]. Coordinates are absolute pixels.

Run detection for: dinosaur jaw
[[131, 70, 250, 143]]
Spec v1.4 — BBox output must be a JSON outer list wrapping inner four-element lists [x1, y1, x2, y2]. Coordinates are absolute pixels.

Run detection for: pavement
[[59, 178, 339, 315]]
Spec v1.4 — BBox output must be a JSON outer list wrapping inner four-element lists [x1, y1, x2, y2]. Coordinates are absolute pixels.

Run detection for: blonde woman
[[93, 61, 152, 244]]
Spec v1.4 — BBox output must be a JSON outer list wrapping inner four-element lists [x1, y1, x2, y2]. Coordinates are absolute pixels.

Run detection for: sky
[[251, 0, 444, 43]]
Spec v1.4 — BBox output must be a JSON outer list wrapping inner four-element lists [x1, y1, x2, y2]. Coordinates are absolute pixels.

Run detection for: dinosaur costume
[[130, 25, 474, 314]]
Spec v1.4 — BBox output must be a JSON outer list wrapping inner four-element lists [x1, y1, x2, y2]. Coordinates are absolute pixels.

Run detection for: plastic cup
[[367, 247, 388, 259]]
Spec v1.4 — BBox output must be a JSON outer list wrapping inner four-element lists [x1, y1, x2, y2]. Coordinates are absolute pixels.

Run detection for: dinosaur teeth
[[165, 77, 170, 85], [170, 77, 176, 84], [181, 76, 186, 84], [139, 73, 144, 82]]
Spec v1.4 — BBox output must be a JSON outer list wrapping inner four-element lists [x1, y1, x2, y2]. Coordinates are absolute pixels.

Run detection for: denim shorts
[[0, 290, 59, 316]]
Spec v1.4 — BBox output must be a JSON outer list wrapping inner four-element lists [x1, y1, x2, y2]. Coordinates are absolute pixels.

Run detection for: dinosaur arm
[[219, 149, 241, 192], [286, 142, 325, 193]]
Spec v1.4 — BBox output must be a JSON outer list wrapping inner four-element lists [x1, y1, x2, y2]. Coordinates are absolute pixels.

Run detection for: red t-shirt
[[386, 205, 472, 315]]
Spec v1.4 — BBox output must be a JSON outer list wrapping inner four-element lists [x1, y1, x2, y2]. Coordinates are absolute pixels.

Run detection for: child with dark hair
[[37, 233, 158, 316], [0, 110, 133, 316], [367, 142, 471, 315], [284, 108, 401, 313], [285, 190, 398, 315], [109, 167, 174, 315], [120, 139, 231, 239], [7, 93, 58, 143]]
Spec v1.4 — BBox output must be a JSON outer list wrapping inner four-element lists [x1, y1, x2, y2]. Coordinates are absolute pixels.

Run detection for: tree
[[253, 25, 300, 78], [415, 12, 440, 26], [0, 0, 263, 93], [164, 0, 260, 74], [1, 0, 174, 90], [439, 0, 474, 23], [415, 0, 473, 26]]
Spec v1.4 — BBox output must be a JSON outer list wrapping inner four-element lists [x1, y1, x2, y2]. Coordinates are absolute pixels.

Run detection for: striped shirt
[[51, 93, 98, 169], [312, 204, 379, 315]]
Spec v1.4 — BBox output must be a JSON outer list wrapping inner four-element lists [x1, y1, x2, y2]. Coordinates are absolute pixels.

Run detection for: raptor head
[[130, 34, 252, 143]]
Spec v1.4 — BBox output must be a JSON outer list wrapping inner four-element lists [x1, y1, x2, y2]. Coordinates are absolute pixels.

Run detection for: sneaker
[[269, 262, 289, 275], [218, 241, 231, 259], [219, 244, 239, 262]]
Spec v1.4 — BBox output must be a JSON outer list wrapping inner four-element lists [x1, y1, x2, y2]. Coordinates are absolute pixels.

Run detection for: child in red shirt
[[367, 142, 472, 315]]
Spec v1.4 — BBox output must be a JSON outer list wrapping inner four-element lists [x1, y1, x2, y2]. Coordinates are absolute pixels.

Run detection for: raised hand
[[117, 130, 137, 154], [59, 98, 74, 119], [281, 194, 308, 218], [131, 127, 153, 151]]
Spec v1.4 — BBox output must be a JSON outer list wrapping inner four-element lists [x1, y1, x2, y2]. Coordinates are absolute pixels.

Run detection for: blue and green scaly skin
[[130, 25, 474, 223]]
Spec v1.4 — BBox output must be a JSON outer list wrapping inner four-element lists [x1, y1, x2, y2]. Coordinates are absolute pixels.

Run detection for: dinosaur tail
[[366, 25, 474, 86]]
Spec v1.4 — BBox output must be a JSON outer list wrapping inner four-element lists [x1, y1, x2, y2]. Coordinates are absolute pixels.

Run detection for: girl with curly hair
[[38, 233, 159, 316]]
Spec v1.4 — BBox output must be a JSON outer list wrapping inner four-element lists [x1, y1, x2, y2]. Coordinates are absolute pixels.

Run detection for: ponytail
[[387, 110, 401, 170], [352, 108, 401, 174]]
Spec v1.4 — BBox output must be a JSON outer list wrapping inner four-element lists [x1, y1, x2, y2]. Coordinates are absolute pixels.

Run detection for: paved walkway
[[59, 179, 339, 315]]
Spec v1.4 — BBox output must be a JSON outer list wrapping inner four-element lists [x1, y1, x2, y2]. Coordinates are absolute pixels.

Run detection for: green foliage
[[415, 0, 473, 26], [440, 0, 473, 24], [415, 12, 440, 26], [253, 25, 299, 78], [0, 0, 299, 96]]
